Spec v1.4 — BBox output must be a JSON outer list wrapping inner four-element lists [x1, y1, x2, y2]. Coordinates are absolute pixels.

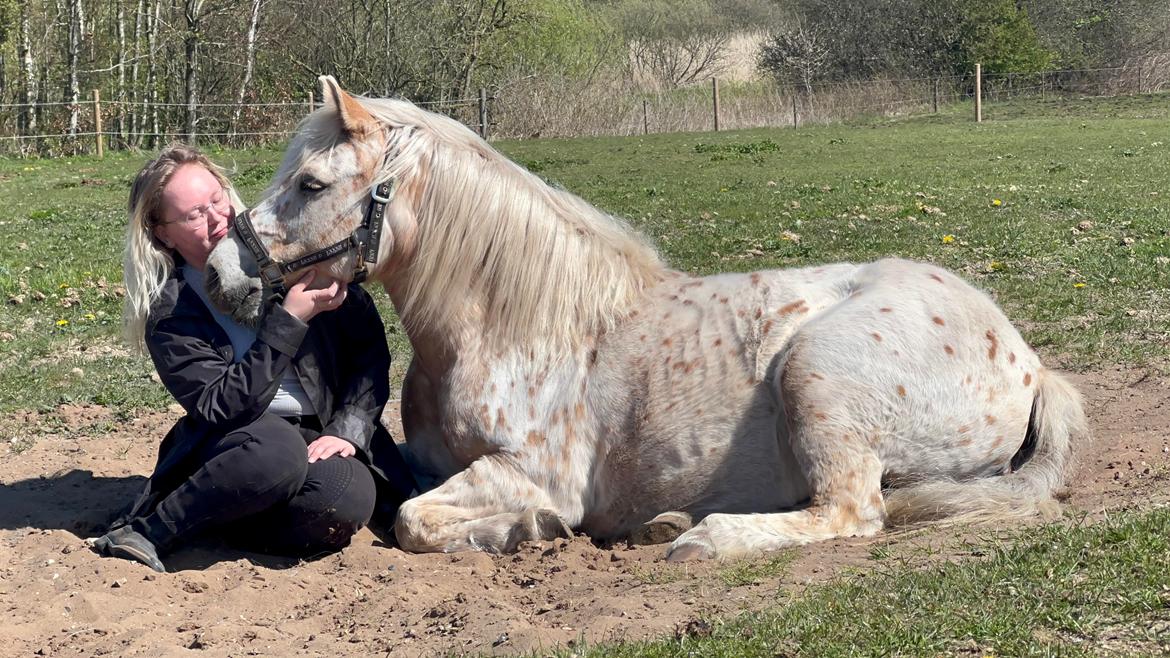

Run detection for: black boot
[[92, 526, 166, 573]]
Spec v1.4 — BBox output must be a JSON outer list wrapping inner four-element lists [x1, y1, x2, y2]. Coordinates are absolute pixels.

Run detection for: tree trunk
[[230, 0, 263, 143], [183, 0, 204, 143], [129, 0, 143, 145], [116, 0, 127, 144], [146, 0, 160, 147], [18, 1, 38, 137], [66, 0, 83, 138]]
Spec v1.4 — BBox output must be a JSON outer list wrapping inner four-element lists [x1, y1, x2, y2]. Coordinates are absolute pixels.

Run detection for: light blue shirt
[[182, 265, 315, 416]]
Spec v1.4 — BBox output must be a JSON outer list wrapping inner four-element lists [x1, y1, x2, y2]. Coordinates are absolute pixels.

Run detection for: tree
[[758, 22, 830, 94], [615, 0, 733, 88]]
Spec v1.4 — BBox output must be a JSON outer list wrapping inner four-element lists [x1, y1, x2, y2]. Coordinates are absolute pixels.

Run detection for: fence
[[2, 62, 1168, 157]]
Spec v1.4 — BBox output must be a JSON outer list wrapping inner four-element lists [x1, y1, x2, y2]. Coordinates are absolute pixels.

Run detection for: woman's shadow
[[0, 469, 390, 571]]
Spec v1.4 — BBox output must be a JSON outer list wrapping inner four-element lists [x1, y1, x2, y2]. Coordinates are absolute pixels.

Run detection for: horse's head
[[206, 75, 421, 326]]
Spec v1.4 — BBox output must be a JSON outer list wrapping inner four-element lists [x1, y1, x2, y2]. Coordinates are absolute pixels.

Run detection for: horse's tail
[[884, 370, 1088, 526]]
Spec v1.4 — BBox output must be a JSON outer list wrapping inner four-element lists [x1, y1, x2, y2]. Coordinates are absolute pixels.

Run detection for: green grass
[[566, 507, 1170, 657], [718, 551, 798, 588]]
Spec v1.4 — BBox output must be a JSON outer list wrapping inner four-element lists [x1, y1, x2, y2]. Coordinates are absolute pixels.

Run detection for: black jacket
[[112, 268, 415, 529]]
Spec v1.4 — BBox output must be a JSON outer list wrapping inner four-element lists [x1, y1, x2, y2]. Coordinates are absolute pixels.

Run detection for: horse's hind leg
[[667, 352, 887, 561], [394, 453, 571, 553]]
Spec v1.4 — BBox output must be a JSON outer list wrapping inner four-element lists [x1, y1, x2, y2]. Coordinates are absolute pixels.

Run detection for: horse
[[204, 76, 1088, 561]]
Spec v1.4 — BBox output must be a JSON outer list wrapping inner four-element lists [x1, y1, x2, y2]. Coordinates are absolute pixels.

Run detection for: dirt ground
[[1, 367, 1167, 658]]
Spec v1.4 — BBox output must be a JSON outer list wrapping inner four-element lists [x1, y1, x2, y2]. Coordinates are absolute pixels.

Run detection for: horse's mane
[[308, 96, 667, 348]]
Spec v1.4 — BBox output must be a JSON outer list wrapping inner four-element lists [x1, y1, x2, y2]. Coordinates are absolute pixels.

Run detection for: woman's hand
[[281, 272, 347, 322], [307, 435, 356, 463]]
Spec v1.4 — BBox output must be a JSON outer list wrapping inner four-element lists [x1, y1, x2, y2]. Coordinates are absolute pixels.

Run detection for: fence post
[[308, 91, 315, 113], [642, 99, 649, 135], [93, 89, 104, 158], [479, 88, 489, 139], [712, 77, 720, 131], [1137, 61, 1143, 94], [933, 78, 939, 113], [975, 63, 982, 123], [791, 90, 798, 127]]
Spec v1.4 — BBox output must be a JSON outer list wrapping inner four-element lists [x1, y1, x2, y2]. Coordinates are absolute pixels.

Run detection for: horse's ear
[[318, 75, 377, 137]]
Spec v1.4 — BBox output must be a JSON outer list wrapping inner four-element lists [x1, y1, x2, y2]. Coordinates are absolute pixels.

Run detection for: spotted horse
[[205, 76, 1088, 561]]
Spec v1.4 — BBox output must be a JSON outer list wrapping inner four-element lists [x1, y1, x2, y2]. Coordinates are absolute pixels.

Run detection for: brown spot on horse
[[871, 332, 883, 342], [1023, 372, 1032, 386], [777, 299, 808, 316], [985, 329, 999, 360], [944, 344, 955, 356], [932, 316, 945, 326], [896, 385, 907, 397]]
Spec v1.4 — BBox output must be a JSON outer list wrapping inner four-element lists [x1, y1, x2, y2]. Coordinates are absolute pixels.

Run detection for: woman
[[93, 144, 415, 572]]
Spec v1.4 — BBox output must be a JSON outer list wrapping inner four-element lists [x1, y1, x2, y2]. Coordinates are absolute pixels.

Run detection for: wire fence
[[2, 63, 1168, 157]]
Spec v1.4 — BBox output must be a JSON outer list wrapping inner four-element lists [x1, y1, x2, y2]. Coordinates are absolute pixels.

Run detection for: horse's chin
[[205, 262, 264, 328]]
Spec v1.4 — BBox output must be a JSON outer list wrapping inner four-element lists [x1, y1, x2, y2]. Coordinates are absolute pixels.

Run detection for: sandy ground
[[1, 367, 1167, 657]]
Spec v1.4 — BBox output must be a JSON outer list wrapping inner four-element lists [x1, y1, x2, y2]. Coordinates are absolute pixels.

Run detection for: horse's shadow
[[0, 469, 365, 571]]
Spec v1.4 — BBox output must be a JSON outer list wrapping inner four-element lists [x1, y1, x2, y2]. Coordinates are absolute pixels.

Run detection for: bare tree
[[759, 22, 831, 94], [66, 0, 85, 137], [18, 0, 38, 136], [183, 0, 205, 142], [229, 0, 264, 141], [619, 0, 732, 88]]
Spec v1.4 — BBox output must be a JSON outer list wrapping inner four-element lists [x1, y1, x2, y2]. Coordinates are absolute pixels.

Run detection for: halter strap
[[232, 178, 396, 297]]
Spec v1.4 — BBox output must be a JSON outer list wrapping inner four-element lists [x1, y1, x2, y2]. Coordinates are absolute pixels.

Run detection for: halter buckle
[[370, 179, 395, 204]]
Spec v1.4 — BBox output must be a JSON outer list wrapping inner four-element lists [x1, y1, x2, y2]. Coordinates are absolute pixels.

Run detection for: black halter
[[233, 178, 395, 297]]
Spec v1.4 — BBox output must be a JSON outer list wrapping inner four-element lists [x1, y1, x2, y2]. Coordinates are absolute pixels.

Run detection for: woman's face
[[153, 164, 235, 270]]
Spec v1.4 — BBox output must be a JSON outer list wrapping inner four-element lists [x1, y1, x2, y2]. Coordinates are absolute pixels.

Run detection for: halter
[[232, 178, 395, 297]]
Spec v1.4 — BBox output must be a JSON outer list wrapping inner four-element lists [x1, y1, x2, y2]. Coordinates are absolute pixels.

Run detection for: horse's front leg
[[394, 453, 571, 553]]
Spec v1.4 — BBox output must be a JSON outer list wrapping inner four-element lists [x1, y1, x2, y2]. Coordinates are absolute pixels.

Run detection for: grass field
[[1, 93, 1168, 656]]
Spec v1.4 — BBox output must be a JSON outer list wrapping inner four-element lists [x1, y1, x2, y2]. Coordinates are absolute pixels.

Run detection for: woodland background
[[2, 0, 1170, 154]]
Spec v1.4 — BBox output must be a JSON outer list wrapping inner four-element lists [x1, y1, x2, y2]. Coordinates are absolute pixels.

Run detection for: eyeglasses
[[163, 190, 232, 226]]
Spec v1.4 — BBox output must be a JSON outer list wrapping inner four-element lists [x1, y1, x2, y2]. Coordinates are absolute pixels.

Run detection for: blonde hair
[[122, 144, 241, 352]]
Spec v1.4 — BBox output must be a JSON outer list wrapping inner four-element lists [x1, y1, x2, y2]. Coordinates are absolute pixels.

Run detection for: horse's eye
[[300, 177, 327, 193]]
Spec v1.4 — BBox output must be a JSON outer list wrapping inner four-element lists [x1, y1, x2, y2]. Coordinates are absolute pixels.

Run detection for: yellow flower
[[58, 283, 70, 289], [989, 261, 1004, 271], [941, 234, 956, 244], [83, 313, 96, 321], [56, 319, 69, 326], [991, 198, 1003, 207], [1073, 282, 1086, 288]]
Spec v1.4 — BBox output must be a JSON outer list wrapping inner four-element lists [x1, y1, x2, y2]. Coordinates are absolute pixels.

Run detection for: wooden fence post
[[93, 89, 104, 158], [642, 99, 649, 135], [791, 91, 798, 127], [479, 88, 489, 139], [1137, 61, 1143, 94], [975, 63, 982, 123], [933, 78, 939, 113], [308, 91, 315, 113], [712, 77, 720, 131]]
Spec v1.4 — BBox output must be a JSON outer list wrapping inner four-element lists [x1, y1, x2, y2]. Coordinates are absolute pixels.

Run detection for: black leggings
[[133, 414, 376, 558]]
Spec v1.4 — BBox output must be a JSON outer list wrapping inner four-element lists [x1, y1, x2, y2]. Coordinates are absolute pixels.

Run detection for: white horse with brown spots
[[205, 77, 1088, 561]]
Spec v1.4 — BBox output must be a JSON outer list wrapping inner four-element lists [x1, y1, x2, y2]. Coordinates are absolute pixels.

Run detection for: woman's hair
[[122, 143, 241, 352]]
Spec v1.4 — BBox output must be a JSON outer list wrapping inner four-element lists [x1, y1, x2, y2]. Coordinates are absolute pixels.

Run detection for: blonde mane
[[330, 97, 668, 347]]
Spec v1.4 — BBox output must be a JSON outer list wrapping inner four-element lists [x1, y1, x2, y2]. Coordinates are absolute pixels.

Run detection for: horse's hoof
[[530, 508, 573, 541], [631, 511, 694, 546], [506, 508, 572, 551], [665, 539, 714, 562]]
